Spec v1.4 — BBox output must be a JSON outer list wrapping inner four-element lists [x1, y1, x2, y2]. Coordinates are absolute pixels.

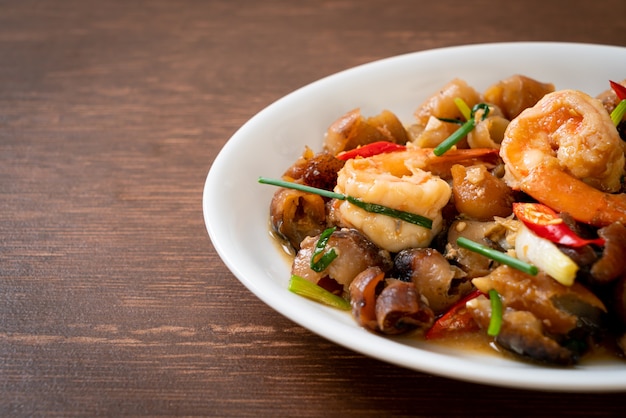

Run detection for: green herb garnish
[[454, 97, 472, 121], [610, 99, 626, 126], [456, 236, 539, 276], [345, 196, 432, 228], [310, 227, 338, 272], [258, 177, 433, 229], [487, 289, 503, 337], [434, 103, 491, 156], [288, 275, 351, 310]]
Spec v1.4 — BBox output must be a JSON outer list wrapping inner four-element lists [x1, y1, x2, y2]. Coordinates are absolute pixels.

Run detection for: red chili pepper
[[425, 289, 483, 340], [512, 203, 605, 248], [610, 80, 626, 101], [336, 141, 406, 160]]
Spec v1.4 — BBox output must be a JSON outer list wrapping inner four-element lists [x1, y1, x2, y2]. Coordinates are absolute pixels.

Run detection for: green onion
[[610, 99, 626, 126], [345, 196, 433, 229], [487, 289, 503, 337], [434, 103, 491, 156], [258, 177, 433, 229], [288, 275, 351, 310], [454, 97, 472, 121], [471, 103, 491, 119], [437, 118, 464, 125], [456, 236, 539, 276], [310, 250, 337, 272], [259, 177, 344, 200], [310, 227, 338, 272], [433, 120, 475, 156]]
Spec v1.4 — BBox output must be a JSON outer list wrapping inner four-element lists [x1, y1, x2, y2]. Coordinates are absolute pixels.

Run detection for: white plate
[[203, 42, 626, 392]]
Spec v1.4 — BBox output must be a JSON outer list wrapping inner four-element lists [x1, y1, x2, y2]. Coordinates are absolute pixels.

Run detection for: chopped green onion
[[258, 177, 433, 229], [310, 227, 338, 272], [487, 289, 503, 337], [310, 250, 337, 272], [471, 103, 491, 120], [434, 103, 491, 156], [437, 118, 464, 125], [514, 223, 577, 286], [345, 196, 433, 229], [258, 177, 344, 200], [456, 236, 539, 276], [288, 275, 351, 310], [313, 227, 335, 254], [433, 120, 475, 156], [610, 99, 626, 126], [454, 97, 472, 121]]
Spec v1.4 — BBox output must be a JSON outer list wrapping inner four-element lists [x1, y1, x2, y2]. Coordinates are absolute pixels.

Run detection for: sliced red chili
[[336, 141, 406, 160], [610, 80, 626, 101], [425, 289, 483, 340], [512, 203, 605, 248]]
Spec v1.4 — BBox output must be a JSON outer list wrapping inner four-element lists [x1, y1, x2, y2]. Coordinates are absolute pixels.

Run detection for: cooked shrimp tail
[[521, 165, 626, 226]]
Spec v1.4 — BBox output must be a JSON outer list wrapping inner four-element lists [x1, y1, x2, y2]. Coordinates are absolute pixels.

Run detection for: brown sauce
[[427, 330, 626, 365]]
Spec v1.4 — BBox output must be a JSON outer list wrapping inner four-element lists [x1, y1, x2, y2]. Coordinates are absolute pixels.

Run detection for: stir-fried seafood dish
[[261, 75, 626, 366]]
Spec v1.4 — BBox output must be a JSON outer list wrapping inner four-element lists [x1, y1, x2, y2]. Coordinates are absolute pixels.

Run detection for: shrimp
[[500, 89, 626, 227], [333, 146, 497, 252]]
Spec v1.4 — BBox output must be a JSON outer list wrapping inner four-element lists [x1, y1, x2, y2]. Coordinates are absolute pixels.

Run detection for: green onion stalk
[[258, 177, 433, 229], [310, 227, 338, 272], [288, 275, 351, 310], [487, 289, 503, 337], [434, 102, 491, 156], [456, 236, 538, 276], [610, 99, 626, 126]]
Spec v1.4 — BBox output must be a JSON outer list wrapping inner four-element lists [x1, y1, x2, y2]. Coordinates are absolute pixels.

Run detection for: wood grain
[[0, 0, 625, 415]]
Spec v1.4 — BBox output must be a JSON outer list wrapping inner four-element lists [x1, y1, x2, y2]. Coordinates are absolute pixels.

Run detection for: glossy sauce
[[269, 220, 626, 365], [428, 328, 626, 365]]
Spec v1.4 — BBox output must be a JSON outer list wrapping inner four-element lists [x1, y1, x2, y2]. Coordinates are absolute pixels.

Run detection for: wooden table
[[1, 0, 625, 415]]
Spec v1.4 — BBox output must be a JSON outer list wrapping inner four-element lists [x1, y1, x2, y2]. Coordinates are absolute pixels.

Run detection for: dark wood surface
[[1, 0, 625, 416]]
